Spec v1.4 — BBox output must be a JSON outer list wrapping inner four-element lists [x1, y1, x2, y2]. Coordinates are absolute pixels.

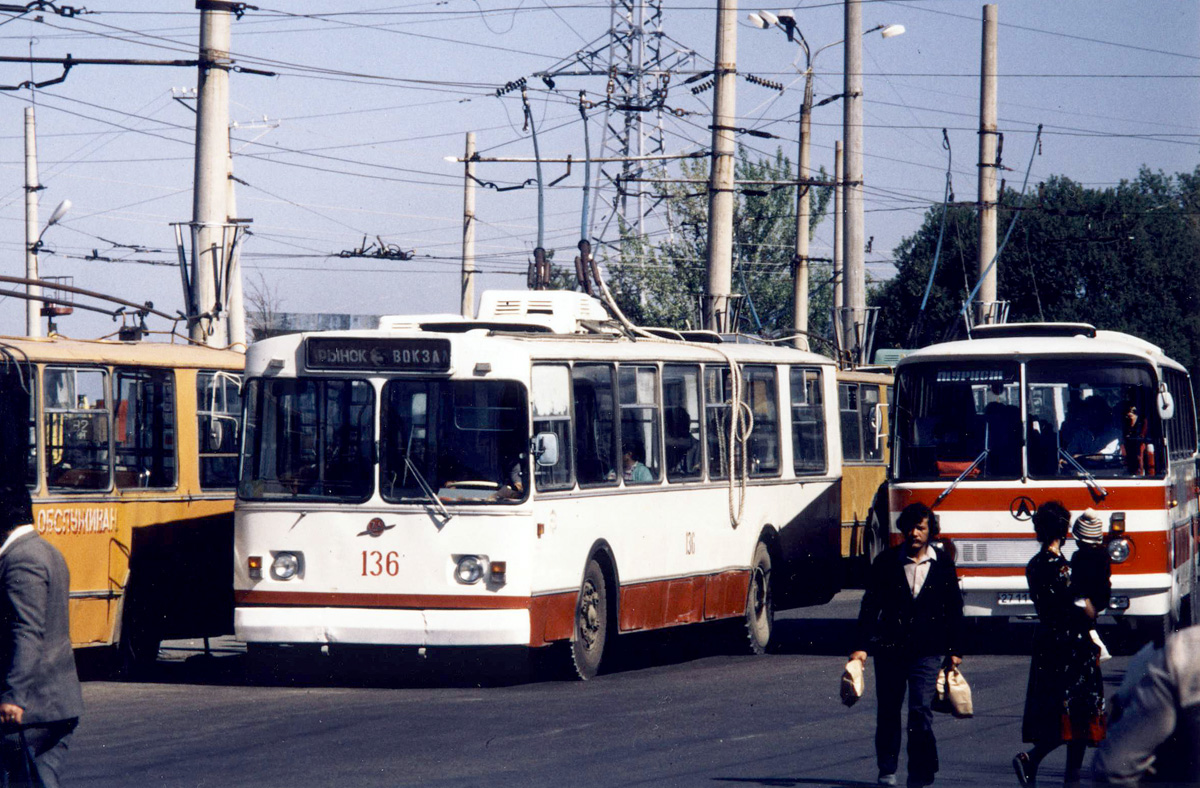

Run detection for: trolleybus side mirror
[[1158, 385, 1175, 421], [532, 432, 560, 467]]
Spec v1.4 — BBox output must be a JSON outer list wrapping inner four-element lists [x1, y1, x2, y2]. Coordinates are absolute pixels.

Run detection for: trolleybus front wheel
[[571, 558, 610, 680], [744, 541, 774, 655]]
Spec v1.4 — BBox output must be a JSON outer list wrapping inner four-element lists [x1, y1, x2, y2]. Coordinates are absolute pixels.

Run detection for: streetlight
[[749, 11, 902, 351], [26, 198, 70, 337]]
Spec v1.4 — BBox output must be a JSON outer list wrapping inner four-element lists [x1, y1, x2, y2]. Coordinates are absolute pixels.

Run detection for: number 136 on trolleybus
[[889, 323, 1199, 640], [233, 291, 846, 677]]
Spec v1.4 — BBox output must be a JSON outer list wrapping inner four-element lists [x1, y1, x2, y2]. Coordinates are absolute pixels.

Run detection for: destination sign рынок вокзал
[[305, 338, 451, 372]]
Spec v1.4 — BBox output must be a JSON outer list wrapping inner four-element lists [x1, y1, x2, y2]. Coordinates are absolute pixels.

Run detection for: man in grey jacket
[[0, 483, 83, 787], [1094, 624, 1200, 785]]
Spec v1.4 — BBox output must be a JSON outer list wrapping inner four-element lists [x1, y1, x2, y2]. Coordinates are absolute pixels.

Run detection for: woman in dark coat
[[1013, 501, 1106, 788]]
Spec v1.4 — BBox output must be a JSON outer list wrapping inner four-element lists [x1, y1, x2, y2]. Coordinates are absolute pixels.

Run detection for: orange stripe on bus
[[891, 486, 1169, 512], [238, 569, 752, 647]]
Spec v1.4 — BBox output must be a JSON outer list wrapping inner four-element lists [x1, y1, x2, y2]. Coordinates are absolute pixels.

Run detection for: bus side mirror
[[533, 432, 560, 467], [1158, 385, 1175, 421]]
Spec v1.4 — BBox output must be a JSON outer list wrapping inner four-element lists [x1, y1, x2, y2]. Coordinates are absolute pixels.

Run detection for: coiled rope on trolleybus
[[584, 256, 754, 530]]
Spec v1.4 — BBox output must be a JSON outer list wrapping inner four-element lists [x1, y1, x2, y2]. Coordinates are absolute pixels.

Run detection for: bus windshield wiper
[[1058, 448, 1109, 500], [933, 447, 988, 508], [405, 457, 452, 521]]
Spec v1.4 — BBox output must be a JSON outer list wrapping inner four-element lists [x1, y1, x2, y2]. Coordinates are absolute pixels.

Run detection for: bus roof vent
[[970, 322, 1097, 340], [476, 290, 614, 334], [377, 313, 466, 331]]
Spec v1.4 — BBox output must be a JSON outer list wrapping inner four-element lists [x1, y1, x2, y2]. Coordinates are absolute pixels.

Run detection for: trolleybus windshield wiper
[[1057, 448, 1109, 500], [404, 456, 452, 521], [933, 446, 988, 508]]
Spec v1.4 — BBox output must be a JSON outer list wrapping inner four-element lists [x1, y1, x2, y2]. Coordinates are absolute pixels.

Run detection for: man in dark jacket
[[0, 483, 83, 787], [850, 502, 964, 787]]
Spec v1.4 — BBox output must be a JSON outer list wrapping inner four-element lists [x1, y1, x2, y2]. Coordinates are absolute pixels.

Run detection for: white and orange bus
[[0, 335, 243, 667], [888, 323, 1198, 640], [233, 290, 844, 678]]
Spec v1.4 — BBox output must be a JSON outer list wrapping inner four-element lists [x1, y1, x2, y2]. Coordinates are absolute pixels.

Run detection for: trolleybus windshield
[[0, 361, 34, 487], [1026, 359, 1162, 479], [894, 362, 1021, 481], [380, 379, 528, 504], [240, 378, 375, 501]]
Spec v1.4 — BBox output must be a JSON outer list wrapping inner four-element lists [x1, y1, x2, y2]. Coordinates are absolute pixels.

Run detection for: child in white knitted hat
[[1072, 509, 1112, 661]]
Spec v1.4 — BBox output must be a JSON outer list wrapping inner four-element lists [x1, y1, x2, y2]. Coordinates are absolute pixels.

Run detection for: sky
[[0, 0, 1196, 341]]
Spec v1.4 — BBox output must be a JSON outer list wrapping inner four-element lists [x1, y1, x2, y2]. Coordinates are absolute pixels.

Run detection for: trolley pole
[[705, 0, 738, 333], [23, 107, 41, 338], [461, 132, 476, 318], [190, 0, 233, 346], [976, 3, 999, 326]]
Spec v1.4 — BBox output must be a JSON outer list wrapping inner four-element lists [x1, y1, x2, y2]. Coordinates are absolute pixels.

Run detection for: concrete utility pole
[[791, 74, 813, 351], [833, 140, 844, 319], [976, 3, 999, 325], [190, 0, 233, 346], [461, 132, 477, 318], [842, 0, 865, 360], [705, 0, 738, 333], [23, 107, 41, 338], [226, 141, 245, 349]]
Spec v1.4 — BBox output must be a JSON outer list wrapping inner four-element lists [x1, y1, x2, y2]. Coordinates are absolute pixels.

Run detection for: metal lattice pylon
[[538, 0, 696, 252]]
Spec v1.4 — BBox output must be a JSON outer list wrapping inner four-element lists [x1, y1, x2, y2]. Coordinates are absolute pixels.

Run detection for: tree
[[873, 167, 1200, 370], [603, 147, 833, 340]]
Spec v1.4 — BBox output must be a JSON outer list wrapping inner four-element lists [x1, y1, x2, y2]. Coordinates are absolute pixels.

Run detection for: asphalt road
[[71, 592, 1138, 788]]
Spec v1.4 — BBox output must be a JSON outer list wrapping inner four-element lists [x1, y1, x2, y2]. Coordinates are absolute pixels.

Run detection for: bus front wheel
[[744, 541, 773, 655], [571, 559, 610, 680]]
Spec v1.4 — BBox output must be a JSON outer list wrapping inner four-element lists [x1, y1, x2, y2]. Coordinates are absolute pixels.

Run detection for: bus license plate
[[997, 592, 1032, 606]]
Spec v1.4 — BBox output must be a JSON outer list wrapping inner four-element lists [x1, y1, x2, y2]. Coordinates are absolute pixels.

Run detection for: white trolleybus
[[889, 323, 1198, 640], [234, 291, 844, 677]]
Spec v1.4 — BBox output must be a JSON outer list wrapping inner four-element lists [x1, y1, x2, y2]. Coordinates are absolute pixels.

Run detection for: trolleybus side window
[[531, 364, 573, 490], [114, 368, 176, 488], [663, 364, 703, 481], [619, 365, 661, 485], [744, 365, 780, 477], [197, 370, 243, 489], [45, 367, 111, 491], [791, 367, 826, 475], [705, 366, 732, 480], [894, 363, 1020, 481], [0, 360, 36, 488], [840, 383, 862, 462], [240, 378, 375, 501], [1026, 360, 1162, 479], [380, 379, 528, 504], [573, 364, 618, 487], [861, 384, 882, 462], [1163, 369, 1197, 462]]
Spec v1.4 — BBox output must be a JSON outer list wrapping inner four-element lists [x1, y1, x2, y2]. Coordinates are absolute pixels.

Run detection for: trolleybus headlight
[[1107, 537, 1132, 564], [271, 551, 303, 580], [455, 555, 485, 585]]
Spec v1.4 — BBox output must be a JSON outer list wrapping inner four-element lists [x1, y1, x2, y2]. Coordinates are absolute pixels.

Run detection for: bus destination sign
[[305, 338, 451, 372]]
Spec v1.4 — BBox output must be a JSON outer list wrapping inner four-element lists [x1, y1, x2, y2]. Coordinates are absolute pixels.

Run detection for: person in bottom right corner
[[1013, 501, 1107, 788], [1093, 624, 1200, 785]]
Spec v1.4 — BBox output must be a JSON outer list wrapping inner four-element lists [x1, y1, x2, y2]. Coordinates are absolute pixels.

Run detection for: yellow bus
[[836, 367, 893, 570], [0, 336, 243, 668]]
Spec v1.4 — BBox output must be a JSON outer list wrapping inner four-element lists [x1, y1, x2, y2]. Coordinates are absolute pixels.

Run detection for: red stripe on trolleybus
[[238, 569, 752, 647], [890, 486, 1169, 512]]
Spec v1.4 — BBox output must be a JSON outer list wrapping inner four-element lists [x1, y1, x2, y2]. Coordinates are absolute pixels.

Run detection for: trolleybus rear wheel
[[571, 559, 609, 680], [744, 541, 773, 655]]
